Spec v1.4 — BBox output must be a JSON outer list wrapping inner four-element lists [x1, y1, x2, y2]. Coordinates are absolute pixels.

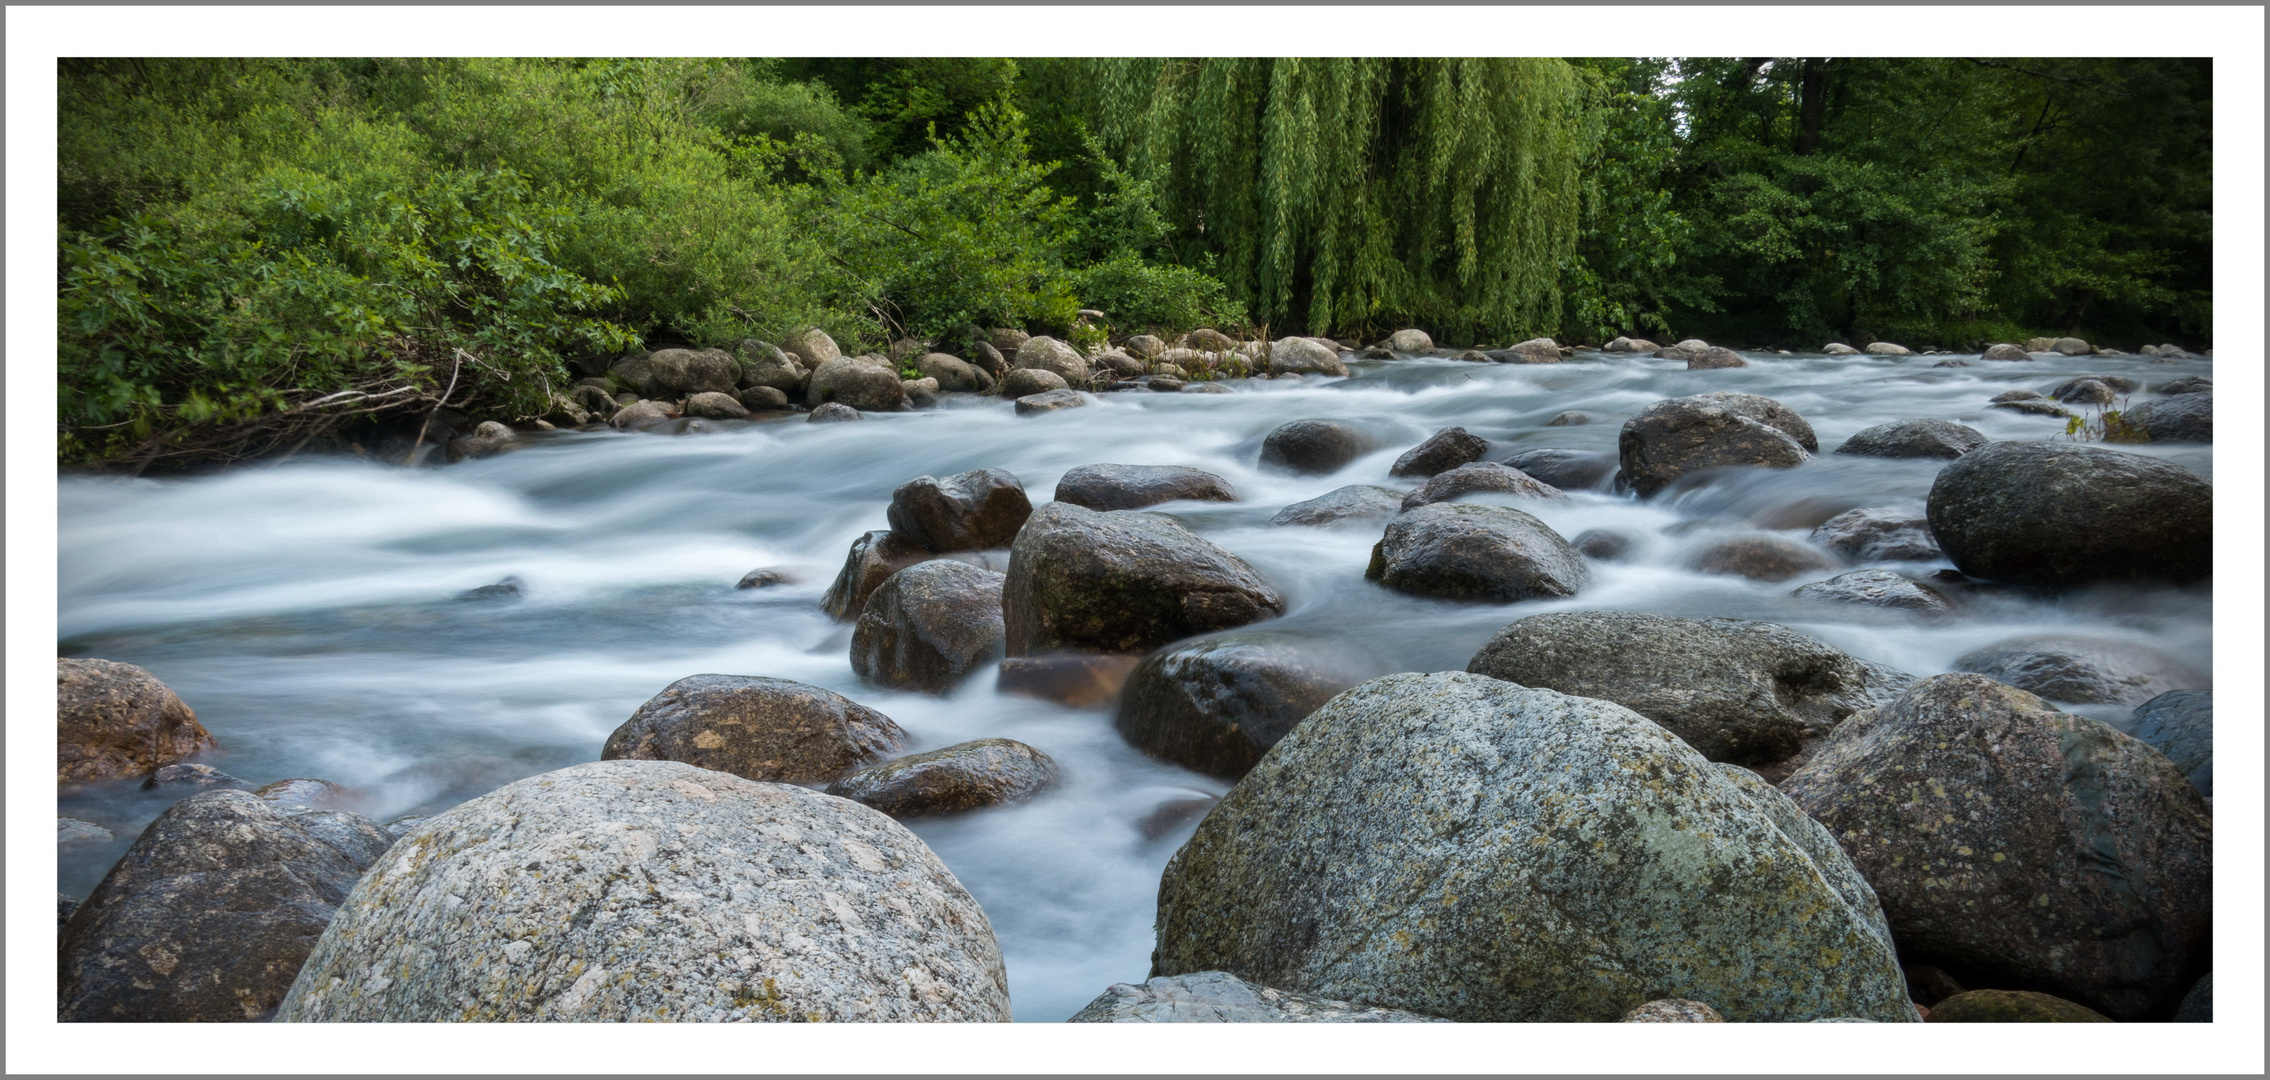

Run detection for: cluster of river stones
[[58, 329, 2214, 1025]]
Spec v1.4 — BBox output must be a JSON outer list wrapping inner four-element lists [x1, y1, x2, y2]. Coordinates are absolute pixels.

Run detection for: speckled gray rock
[[1927, 442, 2211, 587], [1389, 426, 1489, 478], [1686, 346, 1747, 369], [1988, 398, 2073, 418], [1834, 419, 1989, 460], [1864, 342, 1912, 356], [1617, 392, 1815, 498], [57, 658, 215, 783], [1267, 337, 1348, 377], [1013, 336, 1090, 384], [1014, 388, 1087, 415], [1398, 461, 1564, 511], [601, 675, 906, 783], [807, 354, 906, 412], [1003, 502, 1284, 657], [805, 401, 861, 423], [141, 762, 248, 792], [2156, 376, 2212, 396], [1364, 502, 1588, 603], [1070, 971, 1450, 1023], [60, 790, 392, 1021], [58, 816, 113, 845], [824, 738, 1056, 818], [1620, 999, 1725, 1022], [275, 760, 1011, 1022], [1116, 632, 1387, 779], [1054, 464, 1236, 512], [1690, 535, 1840, 582], [1811, 505, 1942, 562], [1953, 633, 2207, 707], [886, 468, 1031, 553], [820, 529, 929, 621], [2049, 378, 2115, 406], [733, 339, 807, 392], [781, 327, 842, 370], [682, 390, 748, 420], [1268, 485, 1404, 528], [1467, 611, 1910, 767], [987, 327, 1030, 358], [1151, 672, 1915, 1023], [2132, 689, 2211, 796], [851, 561, 1006, 694], [1781, 674, 2212, 1021], [2052, 336, 2093, 356], [1792, 570, 1952, 614], [1574, 529, 1633, 560], [737, 386, 790, 412], [1981, 343, 2032, 361], [1383, 328, 1432, 353], [1505, 448, 1618, 491], [1498, 336, 1564, 364], [1604, 336, 1659, 353], [912, 352, 992, 393], [2124, 391, 2212, 443], [638, 348, 740, 397], [1260, 420, 1365, 475], [254, 777, 350, 810], [1001, 367, 1069, 398]]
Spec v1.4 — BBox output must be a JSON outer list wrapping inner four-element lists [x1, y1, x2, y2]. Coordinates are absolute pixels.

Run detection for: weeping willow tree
[[1085, 58, 1598, 341]]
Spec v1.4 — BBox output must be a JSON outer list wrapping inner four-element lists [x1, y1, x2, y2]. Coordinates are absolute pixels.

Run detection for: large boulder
[[1053, 464, 1236, 512], [1822, 342, 1861, 355], [1925, 442, 2212, 587], [600, 675, 907, 783], [1267, 485, 1405, 528], [1505, 448, 1618, 491], [275, 760, 1010, 1022], [1000, 368, 1068, 397], [2124, 392, 2212, 443], [1467, 611, 1906, 767], [1981, 343, 2032, 362], [1151, 671, 1916, 1023], [1781, 674, 2211, 1021], [1115, 632, 1384, 779], [887, 468, 1032, 553], [57, 658, 216, 783], [59, 790, 393, 1021], [1811, 505, 1943, 562], [1013, 336, 1090, 385], [1003, 502, 1285, 657], [1267, 337, 1348, 377], [850, 562, 1006, 694], [820, 529, 929, 621], [640, 348, 740, 397], [1398, 461, 1563, 511], [1834, 418, 1989, 460], [1260, 420, 1365, 475], [1383, 328, 1432, 353], [733, 339, 807, 393], [1617, 392, 1815, 498], [2131, 689, 2212, 797], [806, 354, 906, 412], [1070, 971, 1448, 1023], [1388, 426, 1489, 478], [1364, 503, 1588, 603], [1953, 633, 2206, 707], [912, 352, 993, 393], [824, 738, 1056, 818], [781, 326, 842, 370]]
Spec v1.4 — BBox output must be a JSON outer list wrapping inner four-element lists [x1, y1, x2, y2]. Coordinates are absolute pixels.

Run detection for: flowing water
[[56, 347, 2215, 1021]]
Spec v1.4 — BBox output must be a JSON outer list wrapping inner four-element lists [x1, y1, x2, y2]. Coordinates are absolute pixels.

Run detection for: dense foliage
[[57, 56, 2211, 467]]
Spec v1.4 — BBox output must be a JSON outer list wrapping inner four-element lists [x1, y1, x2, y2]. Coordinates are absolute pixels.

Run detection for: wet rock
[[736, 386, 790, 412], [1981, 343, 2032, 361], [382, 816, 428, 838], [1864, 342, 1912, 355], [806, 402, 860, 423], [59, 789, 392, 1021], [2131, 689, 2211, 796], [57, 658, 215, 784], [736, 567, 794, 589], [887, 468, 1032, 553], [1811, 505, 1943, 562], [1267, 336, 1348, 377], [1781, 673, 2212, 1021], [1467, 611, 1905, 766], [1003, 503, 1285, 657], [899, 377, 940, 409], [2157, 376, 2212, 395], [1926, 990, 2112, 1023], [1990, 389, 2046, 403], [1152, 671, 1915, 1023], [1603, 336, 1659, 353], [679, 391, 746, 420], [1617, 392, 1815, 498], [913, 352, 993, 393], [638, 348, 740, 397], [1905, 964, 1966, 1006], [996, 653, 1144, 707], [1014, 388, 1088, 415], [781, 327, 842, 370], [58, 816, 113, 846], [1365, 503, 1588, 603], [275, 760, 1010, 1022], [457, 575, 524, 602], [2050, 378, 2115, 406], [1690, 535, 1841, 582], [1988, 398, 2072, 418], [1834, 418, 1989, 459], [1926, 442, 2212, 587], [1621, 1000, 1725, 1022], [1953, 633, 2206, 707], [1053, 464, 1236, 512], [1545, 410, 1591, 426], [1685, 346, 1747, 369], [610, 399, 676, 430], [1792, 569, 1952, 614], [1388, 426, 1489, 478], [1260, 420, 1365, 475], [1398, 461, 1563, 511], [1497, 336, 1563, 364], [2052, 336, 2093, 356], [1116, 632, 1384, 779], [1182, 382, 1235, 395], [1124, 334, 1167, 359], [824, 738, 1056, 818], [1013, 336, 1090, 385], [1573, 529, 1632, 560], [851, 561, 1006, 694], [140, 762, 248, 792], [820, 529, 929, 621], [1268, 485, 1404, 528], [2174, 974, 2212, 1022], [1931, 359, 1973, 368], [254, 777, 350, 810], [1070, 971, 1449, 1023], [1505, 448, 1618, 491], [965, 339, 1008, 378], [2124, 391, 2212, 443], [734, 339, 807, 393], [1148, 377, 1186, 392], [1094, 350, 1146, 378], [1383, 328, 1432, 352], [1000, 368, 1068, 397], [1822, 342, 1861, 355], [807, 354, 906, 412], [275, 806, 397, 867], [601, 675, 907, 783]]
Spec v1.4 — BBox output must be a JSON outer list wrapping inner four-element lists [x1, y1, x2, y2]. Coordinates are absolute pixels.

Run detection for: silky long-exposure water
[[56, 347, 2215, 1021]]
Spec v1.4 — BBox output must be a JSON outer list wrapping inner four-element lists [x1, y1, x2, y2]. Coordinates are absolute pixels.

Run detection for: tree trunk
[[1795, 59, 1828, 155]]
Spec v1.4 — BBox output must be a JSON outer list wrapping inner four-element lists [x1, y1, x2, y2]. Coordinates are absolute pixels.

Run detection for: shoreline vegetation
[[58, 57, 2210, 472]]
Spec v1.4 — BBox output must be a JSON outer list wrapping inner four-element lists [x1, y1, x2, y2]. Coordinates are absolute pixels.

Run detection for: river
[[56, 345, 2215, 1021]]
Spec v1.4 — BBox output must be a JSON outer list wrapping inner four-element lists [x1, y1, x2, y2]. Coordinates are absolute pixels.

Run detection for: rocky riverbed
[[57, 331, 2214, 1023]]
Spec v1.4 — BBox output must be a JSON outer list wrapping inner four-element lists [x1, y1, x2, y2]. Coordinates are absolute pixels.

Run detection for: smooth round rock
[[736, 385, 790, 412], [1621, 999, 1726, 1022], [1617, 392, 1815, 498], [1573, 528, 1633, 560], [1001, 368, 1069, 397], [912, 352, 992, 393], [1822, 342, 1861, 355], [887, 468, 1032, 553], [1070, 971, 1448, 1023], [1864, 342, 1912, 355], [1383, 328, 1432, 352], [1151, 672, 1916, 1023], [1267, 337, 1348, 377], [1054, 464, 1236, 512], [1811, 505, 1943, 562], [58, 817, 114, 845], [734, 339, 807, 393], [2157, 376, 2212, 396], [1505, 448, 1618, 491], [806, 401, 861, 423], [807, 354, 906, 412], [1398, 461, 1563, 511], [1115, 632, 1385, 779], [851, 562, 1006, 694], [1497, 336, 1563, 363], [1260, 420, 1364, 475], [824, 738, 1056, 818], [1388, 426, 1489, 478], [1545, 410, 1591, 426], [2131, 689, 2211, 796], [275, 760, 1011, 1022], [2050, 378, 2115, 406], [1013, 336, 1090, 384], [639, 348, 740, 397], [57, 658, 215, 784], [1690, 535, 1840, 582], [253, 777, 349, 809], [1981, 343, 2032, 361], [1364, 502, 1588, 603], [1686, 346, 1747, 369], [1953, 633, 2207, 707], [1014, 388, 1087, 415], [2124, 392, 2212, 443], [1834, 419, 1989, 460], [141, 762, 247, 791], [1781, 673, 2212, 1021], [1792, 569, 1953, 614], [1924, 990, 2112, 1023], [601, 675, 907, 783], [1003, 502, 1285, 657], [819, 529, 929, 621], [1926, 442, 2211, 587], [1268, 485, 1404, 528], [780, 327, 842, 369]]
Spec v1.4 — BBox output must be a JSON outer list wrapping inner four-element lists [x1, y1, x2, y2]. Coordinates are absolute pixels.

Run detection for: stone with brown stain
[[825, 738, 1057, 818], [601, 675, 906, 783], [57, 658, 215, 784]]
